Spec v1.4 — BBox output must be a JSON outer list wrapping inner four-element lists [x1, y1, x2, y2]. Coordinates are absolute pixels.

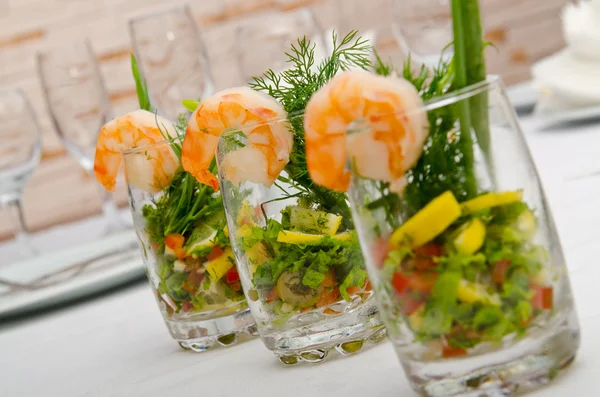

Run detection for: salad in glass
[[92, 58, 254, 351], [177, 33, 386, 364], [301, 2, 580, 394]]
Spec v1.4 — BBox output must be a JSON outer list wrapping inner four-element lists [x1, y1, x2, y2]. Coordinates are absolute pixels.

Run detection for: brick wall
[[0, 0, 568, 239]]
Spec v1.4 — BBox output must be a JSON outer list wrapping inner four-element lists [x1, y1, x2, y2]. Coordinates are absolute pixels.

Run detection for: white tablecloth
[[1, 116, 600, 397]]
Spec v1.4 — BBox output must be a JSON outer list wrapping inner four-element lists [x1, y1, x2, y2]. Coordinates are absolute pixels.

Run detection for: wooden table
[[1, 116, 599, 397]]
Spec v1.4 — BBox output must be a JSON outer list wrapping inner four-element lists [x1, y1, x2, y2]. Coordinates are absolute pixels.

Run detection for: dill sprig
[[250, 31, 371, 227], [130, 55, 223, 245]]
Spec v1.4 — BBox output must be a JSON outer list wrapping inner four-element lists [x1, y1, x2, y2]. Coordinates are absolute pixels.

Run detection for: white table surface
[[2, 116, 600, 397]]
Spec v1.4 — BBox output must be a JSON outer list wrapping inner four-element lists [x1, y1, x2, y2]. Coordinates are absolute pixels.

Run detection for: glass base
[[164, 308, 257, 352], [400, 320, 580, 397], [261, 305, 386, 365]]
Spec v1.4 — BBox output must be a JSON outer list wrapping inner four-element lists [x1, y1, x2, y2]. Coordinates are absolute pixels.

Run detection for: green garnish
[[130, 56, 243, 313], [250, 31, 372, 227], [131, 54, 153, 113]]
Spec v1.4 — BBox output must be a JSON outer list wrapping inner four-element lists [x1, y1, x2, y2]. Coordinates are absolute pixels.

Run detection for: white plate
[[506, 81, 537, 113], [533, 49, 600, 107], [0, 222, 145, 320], [535, 104, 600, 130]]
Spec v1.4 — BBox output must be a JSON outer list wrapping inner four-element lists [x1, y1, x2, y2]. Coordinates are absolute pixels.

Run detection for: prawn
[[94, 109, 179, 193], [181, 86, 293, 191], [304, 70, 428, 192]]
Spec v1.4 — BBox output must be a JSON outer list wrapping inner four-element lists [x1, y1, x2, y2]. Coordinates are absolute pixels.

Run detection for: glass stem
[[96, 183, 125, 233], [4, 197, 36, 257]]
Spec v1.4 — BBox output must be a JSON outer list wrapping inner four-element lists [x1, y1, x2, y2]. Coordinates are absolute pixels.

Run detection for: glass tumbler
[[123, 138, 255, 351], [129, 5, 214, 121], [216, 115, 385, 365], [345, 76, 580, 396]]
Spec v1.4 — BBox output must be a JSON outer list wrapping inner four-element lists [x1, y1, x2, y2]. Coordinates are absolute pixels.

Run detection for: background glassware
[[129, 5, 214, 121], [216, 116, 385, 365], [346, 77, 580, 396], [0, 88, 42, 257], [123, 139, 255, 351], [234, 8, 327, 82], [37, 40, 125, 232], [392, 0, 453, 66]]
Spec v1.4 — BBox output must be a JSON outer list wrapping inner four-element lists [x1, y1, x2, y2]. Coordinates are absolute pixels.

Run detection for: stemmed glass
[[129, 5, 214, 121], [0, 88, 42, 257], [37, 40, 125, 233], [392, 0, 453, 67], [234, 8, 326, 82]]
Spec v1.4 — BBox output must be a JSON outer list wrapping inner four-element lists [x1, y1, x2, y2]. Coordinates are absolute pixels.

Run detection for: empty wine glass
[[392, 0, 453, 67], [0, 88, 42, 257], [37, 40, 125, 233], [129, 5, 214, 121], [234, 8, 326, 82]]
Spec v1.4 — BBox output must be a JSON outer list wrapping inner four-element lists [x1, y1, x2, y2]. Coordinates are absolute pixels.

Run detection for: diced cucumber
[[185, 224, 217, 258], [288, 206, 342, 236], [516, 209, 537, 239], [173, 259, 187, 272], [457, 280, 501, 306]]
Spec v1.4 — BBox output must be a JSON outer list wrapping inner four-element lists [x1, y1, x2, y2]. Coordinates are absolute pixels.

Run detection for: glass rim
[[121, 75, 505, 153], [128, 3, 193, 25]]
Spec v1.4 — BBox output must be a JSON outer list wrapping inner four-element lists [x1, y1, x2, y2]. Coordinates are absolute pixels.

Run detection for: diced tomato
[[442, 345, 468, 358], [182, 282, 197, 295], [181, 301, 194, 312], [415, 243, 443, 258], [400, 291, 424, 316], [321, 269, 337, 287], [225, 267, 240, 284], [207, 245, 225, 261], [414, 244, 443, 271], [316, 287, 340, 308], [492, 260, 511, 284], [265, 287, 278, 303], [347, 285, 362, 295], [408, 272, 438, 293], [230, 280, 242, 292], [165, 233, 186, 259], [520, 316, 532, 328], [187, 270, 203, 286], [392, 272, 411, 295], [323, 308, 340, 315], [364, 279, 373, 291], [372, 237, 391, 269], [531, 285, 553, 310]]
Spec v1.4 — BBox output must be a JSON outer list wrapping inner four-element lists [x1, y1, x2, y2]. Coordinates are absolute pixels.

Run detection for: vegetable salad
[[378, 190, 554, 358]]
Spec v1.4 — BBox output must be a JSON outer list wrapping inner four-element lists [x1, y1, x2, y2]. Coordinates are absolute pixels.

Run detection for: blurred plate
[[507, 81, 537, 114], [0, 228, 144, 320], [533, 49, 600, 106], [535, 104, 600, 130]]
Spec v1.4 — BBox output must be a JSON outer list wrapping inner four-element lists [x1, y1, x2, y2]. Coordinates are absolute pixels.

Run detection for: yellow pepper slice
[[453, 218, 486, 254], [205, 247, 235, 280], [276, 231, 353, 245], [461, 190, 523, 214], [390, 191, 461, 248]]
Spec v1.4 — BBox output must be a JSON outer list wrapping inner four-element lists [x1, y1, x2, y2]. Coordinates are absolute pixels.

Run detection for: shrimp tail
[[94, 120, 121, 192], [306, 135, 351, 192], [181, 124, 220, 192]]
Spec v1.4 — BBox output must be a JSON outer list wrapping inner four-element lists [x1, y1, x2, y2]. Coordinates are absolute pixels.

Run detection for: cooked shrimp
[[304, 70, 428, 192], [182, 86, 293, 191], [94, 109, 179, 193]]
